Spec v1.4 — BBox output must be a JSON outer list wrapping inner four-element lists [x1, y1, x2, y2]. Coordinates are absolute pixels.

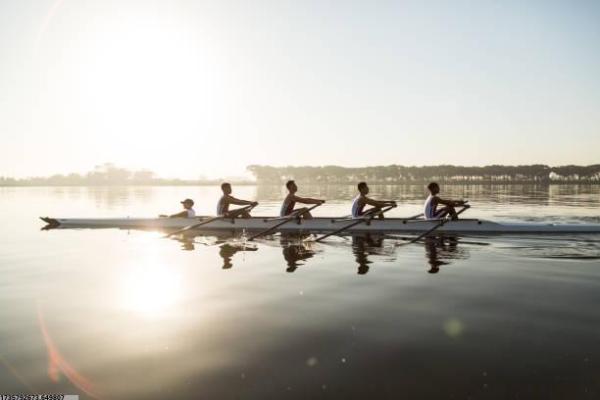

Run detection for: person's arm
[[436, 197, 466, 207], [364, 196, 396, 207], [292, 195, 325, 205], [168, 211, 189, 218], [228, 196, 258, 206]]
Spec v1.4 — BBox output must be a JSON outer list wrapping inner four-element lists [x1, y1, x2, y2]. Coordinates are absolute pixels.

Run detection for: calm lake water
[[1, 185, 600, 399]]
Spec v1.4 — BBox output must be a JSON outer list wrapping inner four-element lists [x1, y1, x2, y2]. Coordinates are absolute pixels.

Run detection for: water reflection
[[423, 235, 470, 273], [169, 230, 479, 274], [86, 186, 155, 210], [178, 236, 196, 251], [254, 183, 600, 207], [351, 234, 386, 275], [332, 233, 474, 275], [6, 185, 600, 398], [219, 242, 258, 269], [119, 259, 183, 316], [280, 234, 316, 273], [171, 232, 259, 269], [169, 230, 600, 273]]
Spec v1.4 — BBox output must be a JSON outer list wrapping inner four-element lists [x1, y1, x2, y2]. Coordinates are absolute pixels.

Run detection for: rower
[[160, 198, 196, 218], [281, 180, 325, 219], [423, 182, 466, 220], [351, 182, 396, 219], [216, 182, 258, 218]]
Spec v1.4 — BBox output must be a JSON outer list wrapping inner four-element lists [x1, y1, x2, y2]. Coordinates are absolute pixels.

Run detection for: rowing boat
[[40, 216, 600, 234]]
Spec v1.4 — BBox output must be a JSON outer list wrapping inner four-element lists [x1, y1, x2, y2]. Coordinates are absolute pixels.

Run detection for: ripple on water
[[489, 234, 600, 260]]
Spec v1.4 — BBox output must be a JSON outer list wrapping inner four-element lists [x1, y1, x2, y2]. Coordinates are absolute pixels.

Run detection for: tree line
[[246, 164, 600, 184], [3, 163, 600, 186], [0, 163, 246, 186]]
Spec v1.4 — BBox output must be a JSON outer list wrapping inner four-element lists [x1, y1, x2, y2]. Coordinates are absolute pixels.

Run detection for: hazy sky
[[1, 0, 599, 179]]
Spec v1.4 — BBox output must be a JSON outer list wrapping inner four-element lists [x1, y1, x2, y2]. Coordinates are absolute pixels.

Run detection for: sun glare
[[119, 258, 183, 317], [39, 5, 231, 176]]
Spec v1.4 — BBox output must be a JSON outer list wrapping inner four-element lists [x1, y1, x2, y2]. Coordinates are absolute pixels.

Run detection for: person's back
[[216, 194, 230, 216], [280, 193, 296, 217], [423, 193, 437, 220], [351, 193, 366, 218]]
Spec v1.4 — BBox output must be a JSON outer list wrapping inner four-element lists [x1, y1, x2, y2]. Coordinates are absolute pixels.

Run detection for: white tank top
[[423, 195, 435, 220], [187, 208, 196, 218], [351, 196, 363, 218]]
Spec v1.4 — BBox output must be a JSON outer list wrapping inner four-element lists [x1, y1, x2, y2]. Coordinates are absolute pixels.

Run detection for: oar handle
[[239, 203, 258, 212]]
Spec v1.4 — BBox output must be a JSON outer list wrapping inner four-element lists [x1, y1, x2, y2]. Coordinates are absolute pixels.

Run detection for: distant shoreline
[[2, 181, 600, 187], [3, 163, 599, 186]]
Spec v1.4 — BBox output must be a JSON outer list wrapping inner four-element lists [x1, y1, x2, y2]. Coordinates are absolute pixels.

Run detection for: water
[[1, 185, 600, 399]]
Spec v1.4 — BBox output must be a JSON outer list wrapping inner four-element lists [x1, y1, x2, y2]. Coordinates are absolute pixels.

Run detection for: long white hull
[[40, 216, 600, 234]]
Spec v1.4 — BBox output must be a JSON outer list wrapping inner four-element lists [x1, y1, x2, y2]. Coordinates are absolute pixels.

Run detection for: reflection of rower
[[423, 235, 469, 273], [424, 236, 451, 273], [281, 180, 325, 219], [280, 234, 315, 272], [352, 182, 396, 220], [217, 183, 258, 218], [351, 234, 384, 275], [179, 237, 196, 251], [424, 182, 467, 220], [218, 241, 258, 269]]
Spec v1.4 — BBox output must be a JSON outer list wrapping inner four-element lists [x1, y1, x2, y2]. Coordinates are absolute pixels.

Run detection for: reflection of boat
[[40, 216, 600, 234]]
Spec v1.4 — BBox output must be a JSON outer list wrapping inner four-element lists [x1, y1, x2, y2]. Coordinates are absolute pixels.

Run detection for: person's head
[[357, 265, 370, 275], [427, 182, 440, 195], [357, 181, 369, 195], [286, 180, 297, 193], [221, 182, 232, 195], [181, 198, 194, 209]]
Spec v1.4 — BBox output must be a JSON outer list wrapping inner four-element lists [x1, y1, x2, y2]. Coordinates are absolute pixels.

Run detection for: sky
[[1, 0, 599, 179]]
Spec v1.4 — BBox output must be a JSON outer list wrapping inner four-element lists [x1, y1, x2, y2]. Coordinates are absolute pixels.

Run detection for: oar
[[247, 203, 323, 241], [165, 204, 256, 238], [387, 234, 489, 246], [403, 212, 424, 220], [313, 204, 396, 243], [330, 212, 422, 223], [402, 204, 471, 245]]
